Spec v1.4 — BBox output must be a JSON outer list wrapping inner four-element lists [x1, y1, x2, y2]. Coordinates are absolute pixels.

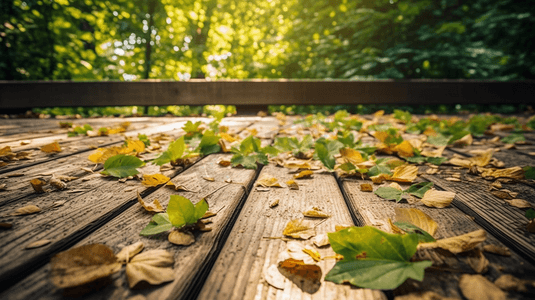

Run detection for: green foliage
[[526, 208, 535, 220], [367, 165, 392, 177], [230, 136, 269, 169], [138, 134, 150, 147], [68, 124, 93, 137], [426, 134, 450, 147], [153, 137, 187, 166], [101, 154, 145, 178], [375, 182, 433, 202], [374, 187, 404, 202], [140, 196, 208, 236], [314, 139, 344, 170], [524, 166, 535, 180], [195, 130, 221, 156], [326, 226, 432, 290], [274, 135, 314, 158], [501, 134, 525, 144], [393, 222, 436, 243], [405, 182, 433, 198]]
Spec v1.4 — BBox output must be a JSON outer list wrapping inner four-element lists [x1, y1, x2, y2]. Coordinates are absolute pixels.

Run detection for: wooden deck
[[0, 114, 534, 300]]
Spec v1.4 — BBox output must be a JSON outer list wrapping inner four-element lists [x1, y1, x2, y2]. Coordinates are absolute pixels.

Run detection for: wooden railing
[[1, 79, 534, 113]]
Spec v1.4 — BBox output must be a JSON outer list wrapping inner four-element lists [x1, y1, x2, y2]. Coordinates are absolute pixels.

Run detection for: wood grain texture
[[1, 80, 534, 108], [339, 178, 535, 299], [198, 164, 387, 300]]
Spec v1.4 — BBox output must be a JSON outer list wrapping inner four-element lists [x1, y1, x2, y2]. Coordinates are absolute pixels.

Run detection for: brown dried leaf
[[459, 274, 506, 300], [482, 244, 511, 256], [202, 176, 215, 182], [282, 219, 316, 239], [494, 274, 531, 292], [116, 242, 144, 263], [395, 207, 438, 237], [504, 199, 531, 208], [168, 230, 195, 246], [165, 181, 193, 192], [481, 166, 524, 180], [50, 244, 122, 289], [360, 183, 373, 192], [137, 192, 164, 213], [218, 159, 231, 167], [256, 174, 282, 187], [466, 249, 489, 274], [286, 180, 299, 190], [269, 199, 280, 208], [125, 249, 175, 288], [25, 239, 52, 249], [10, 204, 41, 216], [30, 178, 47, 193], [421, 189, 456, 208], [142, 174, 170, 187], [49, 175, 67, 190], [371, 173, 389, 184], [40, 142, 62, 153], [283, 160, 312, 170], [453, 134, 473, 147], [302, 206, 330, 218], [277, 258, 321, 294], [419, 230, 487, 254]]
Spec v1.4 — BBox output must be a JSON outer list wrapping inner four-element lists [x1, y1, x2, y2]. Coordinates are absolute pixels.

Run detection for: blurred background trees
[[1, 0, 534, 81]]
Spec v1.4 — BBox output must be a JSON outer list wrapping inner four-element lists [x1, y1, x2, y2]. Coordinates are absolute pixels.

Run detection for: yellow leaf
[[360, 183, 373, 192], [282, 219, 316, 239], [481, 166, 524, 180], [467, 249, 489, 274], [142, 174, 170, 187], [116, 241, 144, 263], [302, 248, 321, 262], [312, 233, 330, 247], [421, 146, 446, 157], [10, 204, 41, 216], [391, 164, 418, 183], [419, 230, 487, 254], [125, 249, 175, 288], [387, 218, 405, 235], [40, 142, 62, 153], [283, 160, 312, 170], [88, 147, 121, 163], [494, 274, 531, 292], [30, 178, 47, 193], [459, 274, 505, 300], [394, 140, 414, 157], [302, 206, 330, 218], [421, 189, 456, 208], [389, 182, 403, 191], [50, 244, 122, 289], [504, 199, 532, 208], [168, 230, 195, 246], [294, 170, 314, 179], [219, 132, 237, 142], [373, 131, 389, 143], [277, 258, 322, 294], [286, 180, 299, 190], [339, 148, 364, 165], [395, 207, 438, 237], [0, 146, 12, 156], [137, 192, 164, 213], [218, 159, 231, 167], [371, 174, 389, 184], [453, 134, 473, 147], [269, 199, 280, 208], [122, 140, 145, 154], [256, 174, 282, 187], [469, 149, 493, 167]]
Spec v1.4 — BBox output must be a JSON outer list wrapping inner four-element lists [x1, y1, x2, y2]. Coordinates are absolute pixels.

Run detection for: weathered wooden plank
[[1, 80, 534, 108], [198, 164, 387, 300], [338, 177, 535, 299]]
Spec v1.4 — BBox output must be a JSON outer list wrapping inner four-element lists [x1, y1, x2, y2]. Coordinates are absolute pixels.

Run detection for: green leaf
[[140, 213, 173, 236], [315, 142, 335, 170], [153, 137, 186, 166], [501, 133, 525, 144], [524, 166, 535, 180], [196, 130, 221, 156], [167, 195, 207, 228], [405, 182, 433, 198], [138, 134, 150, 146], [368, 165, 392, 177], [404, 156, 427, 164], [326, 226, 432, 290], [194, 198, 209, 220], [183, 121, 203, 134], [426, 134, 450, 147], [526, 208, 535, 220], [101, 154, 145, 178], [393, 221, 436, 243], [394, 109, 412, 123], [374, 187, 403, 202]]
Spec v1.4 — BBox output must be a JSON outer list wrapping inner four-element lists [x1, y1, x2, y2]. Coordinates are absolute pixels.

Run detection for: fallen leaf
[[494, 274, 531, 292], [466, 249, 489, 274], [49, 175, 67, 190], [264, 264, 286, 289], [30, 178, 47, 193], [165, 181, 193, 192], [286, 180, 299, 190], [481, 166, 524, 180], [282, 219, 316, 239], [142, 174, 170, 187], [482, 244, 511, 256], [391, 164, 418, 183], [21, 140, 31, 145], [283, 160, 312, 170], [218, 159, 231, 167], [40, 142, 62, 153], [256, 174, 282, 187], [459, 274, 506, 300], [50, 244, 122, 289], [269, 199, 279, 208], [125, 249, 175, 288], [504, 199, 531, 208], [394, 291, 461, 300], [418, 230, 486, 254], [116, 241, 144, 263], [394, 140, 414, 157], [0, 146, 12, 156], [453, 134, 473, 147], [168, 230, 195, 246], [335, 224, 352, 231], [277, 258, 322, 293], [312, 233, 330, 247], [421, 189, 456, 208], [202, 176, 215, 182], [340, 148, 364, 164], [389, 182, 403, 191], [0, 183, 6, 190], [123, 140, 145, 154], [88, 147, 122, 164], [445, 177, 461, 182], [302, 206, 330, 218], [0, 222, 13, 229], [294, 170, 314, 179], [395, 208, 438, 237], [10, 204, 41, 216], [360, 183, 373, 192], [25, 239, 52, 249], [370, 173, 389, 184]]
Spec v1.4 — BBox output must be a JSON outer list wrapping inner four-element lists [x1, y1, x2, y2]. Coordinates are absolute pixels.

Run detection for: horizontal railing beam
[[1, 79, 534, 109]]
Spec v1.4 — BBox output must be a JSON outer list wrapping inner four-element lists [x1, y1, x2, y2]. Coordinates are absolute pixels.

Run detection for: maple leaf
[[326, 226, 432, 290], [100, 154, 145, 178]]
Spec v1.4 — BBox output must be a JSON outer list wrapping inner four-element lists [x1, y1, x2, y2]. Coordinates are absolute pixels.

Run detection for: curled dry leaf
[[201, 211, 217, 219], [294, 170, 314, 179], [283, 160, 312, 170], [264, 264, 286, 289], [360, 183, 373, 192], [395, 207, 438, 237], [426, 168, 439, 175], [202, 176, 215, 182], [466, 249, 489, 274], [256, 174, 282, 188], [25, 239, 52, 249], [494, 274, 532, 292], [481, 166, 524, 180], [421, 189, 456, 208], [453, 134, 473, 147], [371, 174, 389, 184], [389, 182, 403, 191], [302, 206, 330, 218], [505, 199, 532, 208], [30, 178, 47, 193], [126, 249, 175, 288], [459, 274, 506, 300], [49, 175, 67, 190], [445, 177, 461, 182], [282, 219, 316, 239], [168, 230, 195, 246], [50, 244, 122, 289], [482, 244, 511, 256], [10, 204, 41, 216], [218, 159, 231, 167], [277, 258, 322, 294], [116, 241, 144, 263], [165, 181, 193, 192], [312, 233, 330, 247], [286, 180, 299, 190], [391, 164, 418, 183], [142, 174, 170, 187], [137, 192, 164, 213], [418, 229, 486, 254], [269, 199, 279, 208], [282, 241, 321, 265], [40, 142, 62, 153]]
